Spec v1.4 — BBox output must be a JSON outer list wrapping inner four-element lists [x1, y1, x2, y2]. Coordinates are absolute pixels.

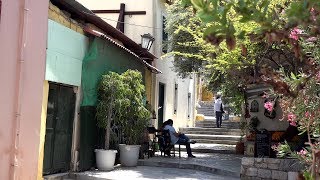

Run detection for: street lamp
[[141, 33, 155, 51]]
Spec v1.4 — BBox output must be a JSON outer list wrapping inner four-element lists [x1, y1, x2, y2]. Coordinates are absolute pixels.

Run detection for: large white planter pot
[[119, 144, 141, 167], [95, 149, 117, 171]]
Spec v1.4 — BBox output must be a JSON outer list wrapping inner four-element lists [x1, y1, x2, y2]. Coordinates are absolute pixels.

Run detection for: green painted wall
[[79, 37, 146, 171], [81, 37, 145, 106], [45, 20, 88, 86]]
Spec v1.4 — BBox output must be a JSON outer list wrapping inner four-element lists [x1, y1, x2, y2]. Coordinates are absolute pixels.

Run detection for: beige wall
[[153, 0, 197, 129], [75, 0, 154, 46], [0, 0, 49, 179]]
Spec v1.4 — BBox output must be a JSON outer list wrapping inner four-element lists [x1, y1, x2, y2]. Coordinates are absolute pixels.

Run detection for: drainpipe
[[10, 0, 29, 179], [151, 0, 157, 120]]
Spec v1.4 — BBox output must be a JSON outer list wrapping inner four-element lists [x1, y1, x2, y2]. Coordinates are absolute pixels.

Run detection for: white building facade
[[77, 0, 198, 129]]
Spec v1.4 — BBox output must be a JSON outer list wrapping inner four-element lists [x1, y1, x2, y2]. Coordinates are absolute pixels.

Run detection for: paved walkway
[[74, 166, 239, 180], [139, 152, 242, 177], [72, 152, 242, 180]]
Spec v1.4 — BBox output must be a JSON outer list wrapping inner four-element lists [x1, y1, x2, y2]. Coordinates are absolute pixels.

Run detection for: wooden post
[[91, 3, 146, 33], [116, 3, 125, 33]]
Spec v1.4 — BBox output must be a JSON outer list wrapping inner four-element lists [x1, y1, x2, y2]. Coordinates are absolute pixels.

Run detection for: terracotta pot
[[236, 142, 244, 154]]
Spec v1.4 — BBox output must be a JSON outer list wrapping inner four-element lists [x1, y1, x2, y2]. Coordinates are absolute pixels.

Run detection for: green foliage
[[275, 141, 293, 158], [120, 70, 150, 145], [165, 0, 215, 77], [96, 70, 150, 149], [181, 1, 320, 178], [97, 72, 128, 130], [166, 0, 263, 114]]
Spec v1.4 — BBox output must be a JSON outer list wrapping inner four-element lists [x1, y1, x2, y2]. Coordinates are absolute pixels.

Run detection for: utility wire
[[83, 11, 163, 29]]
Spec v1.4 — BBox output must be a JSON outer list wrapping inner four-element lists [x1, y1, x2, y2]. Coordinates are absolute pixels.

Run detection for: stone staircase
[[176, 101, 241, 154]]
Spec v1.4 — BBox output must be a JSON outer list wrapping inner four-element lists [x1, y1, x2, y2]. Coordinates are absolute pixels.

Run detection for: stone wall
[[48, 2, 84, 34], [241, 157, 304, 180]]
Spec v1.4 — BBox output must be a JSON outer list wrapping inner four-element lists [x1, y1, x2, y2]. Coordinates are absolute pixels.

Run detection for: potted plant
[[236, 120, 247, 154], [95, 71, 129, 171], [117, 70, 150, 167]]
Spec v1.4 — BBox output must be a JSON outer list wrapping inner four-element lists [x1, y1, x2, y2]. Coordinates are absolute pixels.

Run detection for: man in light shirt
[[214, 94, 224, 128], [163, 119, 196, 158]]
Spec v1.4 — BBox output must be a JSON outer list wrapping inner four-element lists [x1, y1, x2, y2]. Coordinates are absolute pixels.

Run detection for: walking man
[[214, 94, 224, 128]]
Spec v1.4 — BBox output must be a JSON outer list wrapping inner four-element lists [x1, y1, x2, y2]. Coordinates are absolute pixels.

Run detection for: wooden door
[[158, 83, 165, 128], [43, 83, 75, 175]]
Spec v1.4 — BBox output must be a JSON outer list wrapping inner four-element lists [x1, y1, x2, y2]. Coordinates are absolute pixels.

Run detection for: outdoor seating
[[159, 130, 182, 158], [147, 127, 181, 158]]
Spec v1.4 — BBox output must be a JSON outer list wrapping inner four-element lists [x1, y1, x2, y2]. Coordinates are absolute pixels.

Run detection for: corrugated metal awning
[[84, 27, 162, 74]]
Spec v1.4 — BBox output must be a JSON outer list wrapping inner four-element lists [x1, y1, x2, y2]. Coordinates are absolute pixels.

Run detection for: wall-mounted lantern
[[141, 33, 155, 51]]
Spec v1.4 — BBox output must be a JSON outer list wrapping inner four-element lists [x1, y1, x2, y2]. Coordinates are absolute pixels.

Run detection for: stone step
[[196, 119, 238, 122], [174, 143, 236, 154], [197, 112, 215, 116], [195, 121, 240, 128], [195, 125, 240, 128], [197, 107, 215, 110], [200, 114, 216, 117], [195, 125, 240, 129], [190, 139, 239, 145], [199, 101, 214, 105], [197, 111, 215, 114], [181, 130, 241, 136], [195, 124, 239, 127], [196, 121, 239, 125], [187, 134, 241, 141], [180, 128, 241, 134], [197, 108, 215, 110], [197, 107, 215, 109]]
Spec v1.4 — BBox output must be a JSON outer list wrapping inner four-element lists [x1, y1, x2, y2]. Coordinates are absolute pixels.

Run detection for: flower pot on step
[[119, 144, 141, 167], [236, 142, 244, 154], [95, 149, 117, 171]]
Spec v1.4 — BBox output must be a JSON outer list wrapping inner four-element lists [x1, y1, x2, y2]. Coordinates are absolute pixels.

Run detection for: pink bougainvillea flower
[[304, 98, 308, 105], [264, 101, 273, 112], [271, 143, 279, 151], [315, 71, 320, 82], [289, 27, 303, 41], [290, 121, 297, 127], [262, 92, 269, 99], [306, 37, 317, 42], [288, 112, 297, 122], [305, 111, 311, 118], [297, 149, 307, 155]]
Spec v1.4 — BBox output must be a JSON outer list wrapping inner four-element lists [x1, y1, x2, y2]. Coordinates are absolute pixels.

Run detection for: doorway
[[158, 83, 165, 128], [43, 83, 76, 175]]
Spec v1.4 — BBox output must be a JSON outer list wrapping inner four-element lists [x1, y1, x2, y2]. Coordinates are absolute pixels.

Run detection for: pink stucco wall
[[0, 0, 49, 179]]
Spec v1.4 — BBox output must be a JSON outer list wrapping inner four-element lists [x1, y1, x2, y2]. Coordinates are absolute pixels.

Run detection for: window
[[162, 16, 168, 53], [174, 83, 178, 114], [188, 93, 191, 119]]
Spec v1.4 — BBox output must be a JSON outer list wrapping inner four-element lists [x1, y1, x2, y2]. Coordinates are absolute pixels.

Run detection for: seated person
[[163, 119, 196, 158]]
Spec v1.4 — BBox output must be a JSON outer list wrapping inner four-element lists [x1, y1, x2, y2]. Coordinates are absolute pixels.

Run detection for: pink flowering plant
[[253, 29, 320, 180], [276, 68, 320, 179], [264, 101, 274, 112]]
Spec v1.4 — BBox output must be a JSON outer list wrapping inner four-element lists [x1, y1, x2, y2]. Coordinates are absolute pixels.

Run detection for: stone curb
[[138, 159, 239, 178]]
